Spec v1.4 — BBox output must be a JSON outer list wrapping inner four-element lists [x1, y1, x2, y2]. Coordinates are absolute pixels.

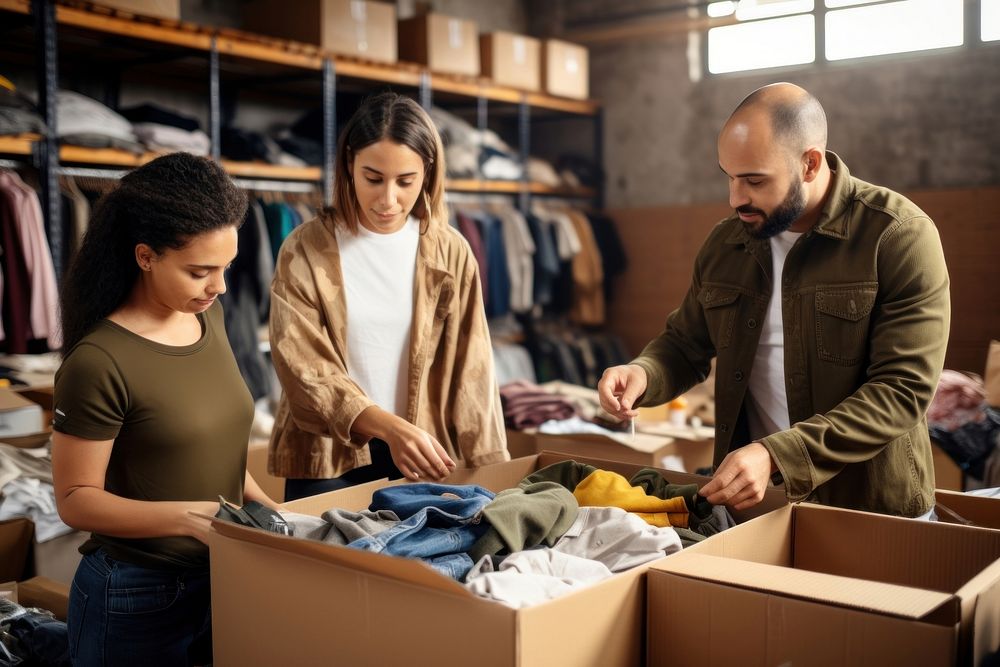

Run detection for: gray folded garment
[[279, 508, 401, 545]]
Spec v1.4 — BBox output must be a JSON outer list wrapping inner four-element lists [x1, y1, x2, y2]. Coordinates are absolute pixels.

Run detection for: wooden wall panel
[[606, 187, 1000, 375]]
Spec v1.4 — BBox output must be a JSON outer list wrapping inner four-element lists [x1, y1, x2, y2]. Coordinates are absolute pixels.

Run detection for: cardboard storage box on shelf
[[935, 489, 1000, 529], [480, 32, 540, 91], [208, 452, 786, 667], [243, 0, 397, 63], [647, 503, 1000, 667], [504, 423, 715, 474], [90, 0, 180, 20], [398, 13, 479, 76], [542, 39, 589, 100]]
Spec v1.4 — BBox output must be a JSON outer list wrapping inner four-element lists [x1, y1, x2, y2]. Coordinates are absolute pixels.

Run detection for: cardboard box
[[209, 452, 786, 667], [0, 389, 44, 439], [244, 0, 397, 63], [398, 13, 479, 76], [480, 32, 540, 91], [935, 489, 1000, 529], [16, 576, 70, 620], [647, 503, 1000, 666], [504, 426, 715, 473], [90, 0, 180, 20], [247, 439, 285, 503], [32, 530, 88, 585], [0, 518, 34, 583], [542, 39, 589, 100], [2, 387, 53, 448], [932, 439, 964, 491]]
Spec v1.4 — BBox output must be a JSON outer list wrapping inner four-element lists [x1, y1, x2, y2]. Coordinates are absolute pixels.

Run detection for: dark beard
[[739, 177, 806, 240]]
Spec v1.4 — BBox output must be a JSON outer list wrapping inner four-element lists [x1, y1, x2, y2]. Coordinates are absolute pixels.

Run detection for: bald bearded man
[[598, 83, 950, 517]]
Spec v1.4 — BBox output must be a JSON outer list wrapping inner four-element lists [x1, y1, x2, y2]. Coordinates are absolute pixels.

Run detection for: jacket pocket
[[814, 283, 877, 366], [698, 284, 741, 350]]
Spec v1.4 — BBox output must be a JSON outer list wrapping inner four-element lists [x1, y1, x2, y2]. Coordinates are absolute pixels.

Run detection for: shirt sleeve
[[53, 342, 128, 441], [269, 241, 374, 447]]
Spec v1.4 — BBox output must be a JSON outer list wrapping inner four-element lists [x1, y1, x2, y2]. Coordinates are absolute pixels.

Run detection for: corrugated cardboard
[[932, 439, 964, 491], [247, 439, 285, 503], [90, 0, 180, 20], [0, 389, 44, 439], [986, 340, 1000, 407], [2, 387, 52, 449], [17, 576, 70, 620], [480, 32, 540, 91], [648, 503, 1000, 666], [209, 452, 786, 666], [504, 427, 714, 473], [31, 531, 88, 585], [0, 518, 34, 583], [398, 13, 479, 76], [935, 489, 1000, 529], [244, 0, 397, 63], [542, 39, 589, 100]]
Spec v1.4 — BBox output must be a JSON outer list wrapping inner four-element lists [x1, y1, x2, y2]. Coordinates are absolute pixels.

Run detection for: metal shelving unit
[[0, 0, 604, 269]]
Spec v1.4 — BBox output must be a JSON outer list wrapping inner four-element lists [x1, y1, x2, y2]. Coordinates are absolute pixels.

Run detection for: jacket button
[[734, 371, 744, 381], [719, 423, 728, 433], [747, 318, 757, 328]]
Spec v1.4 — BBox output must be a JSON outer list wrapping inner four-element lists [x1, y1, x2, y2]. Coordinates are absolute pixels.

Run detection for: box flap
[[209, 518, 472, 599], [935, 490, 1000, 529], [662, 553, 960, 622], [538, 430, 675, 454], [972, 566, 1000, 664]]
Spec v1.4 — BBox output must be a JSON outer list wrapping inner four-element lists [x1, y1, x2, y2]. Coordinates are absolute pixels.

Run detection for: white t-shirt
[[334, 217, 419, 418], [746, 230, 803, 441]]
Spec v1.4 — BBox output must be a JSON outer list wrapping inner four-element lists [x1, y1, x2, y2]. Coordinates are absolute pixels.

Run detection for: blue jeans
[[284, 438, 403, 502], [68, 549, 212, 666]]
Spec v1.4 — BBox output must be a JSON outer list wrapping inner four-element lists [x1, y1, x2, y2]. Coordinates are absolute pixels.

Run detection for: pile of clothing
[[278, 460, 736, 608]]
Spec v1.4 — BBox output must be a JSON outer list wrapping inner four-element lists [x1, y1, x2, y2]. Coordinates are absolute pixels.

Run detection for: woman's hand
[[383, 419, 456, 482], [179, 501, 223, 545]]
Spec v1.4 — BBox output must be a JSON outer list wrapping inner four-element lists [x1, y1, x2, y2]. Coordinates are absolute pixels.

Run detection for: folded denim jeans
[[369, 483, 495, 520], [348, 504, 489, 581]]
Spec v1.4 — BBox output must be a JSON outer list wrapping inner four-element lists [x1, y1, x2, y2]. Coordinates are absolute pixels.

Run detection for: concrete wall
[[531, 2, 1000, 208]]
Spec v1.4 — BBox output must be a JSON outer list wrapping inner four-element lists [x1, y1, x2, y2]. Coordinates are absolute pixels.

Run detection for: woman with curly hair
[[52, 152, 278, 666]]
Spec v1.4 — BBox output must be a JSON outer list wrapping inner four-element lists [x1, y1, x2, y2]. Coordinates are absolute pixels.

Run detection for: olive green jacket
[[633, 153, 950, 516], [268, 213, 509, 479]]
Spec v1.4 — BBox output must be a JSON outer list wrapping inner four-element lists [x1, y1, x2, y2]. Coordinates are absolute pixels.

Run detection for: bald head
[[728, 83, 827, 156]]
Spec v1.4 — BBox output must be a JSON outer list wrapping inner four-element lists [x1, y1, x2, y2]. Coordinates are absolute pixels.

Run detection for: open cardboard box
[[208, 452, 786, 667], [935, 489, 1000, 530], [504, 426, 714, 474], [647, 503, 1000, 666]]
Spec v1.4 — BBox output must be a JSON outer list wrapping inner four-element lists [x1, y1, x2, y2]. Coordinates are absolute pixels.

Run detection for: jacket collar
[[725, 151, 855, 246]]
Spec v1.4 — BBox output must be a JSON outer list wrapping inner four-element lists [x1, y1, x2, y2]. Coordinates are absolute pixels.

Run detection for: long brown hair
[[331, 92, 446, 234]]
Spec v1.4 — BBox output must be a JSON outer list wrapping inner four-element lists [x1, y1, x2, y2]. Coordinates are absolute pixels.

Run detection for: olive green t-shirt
[[53, 301, 253, 570]]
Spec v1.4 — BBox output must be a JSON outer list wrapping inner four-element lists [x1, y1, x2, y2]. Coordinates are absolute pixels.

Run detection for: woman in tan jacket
[[269, 92, 509, 501]]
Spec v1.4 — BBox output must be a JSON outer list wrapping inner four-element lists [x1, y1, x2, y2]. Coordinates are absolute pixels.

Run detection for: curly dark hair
[[59, 152, 248, 352]]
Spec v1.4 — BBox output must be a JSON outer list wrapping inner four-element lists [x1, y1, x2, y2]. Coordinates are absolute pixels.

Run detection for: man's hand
[[699, 443, 775, 510], [597, 364, 648, 421]]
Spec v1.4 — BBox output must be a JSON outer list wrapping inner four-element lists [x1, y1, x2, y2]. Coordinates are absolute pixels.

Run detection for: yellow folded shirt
[[573, 470, 689, 528]]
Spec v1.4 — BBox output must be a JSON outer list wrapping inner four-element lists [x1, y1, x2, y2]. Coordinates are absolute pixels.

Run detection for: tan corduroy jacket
[[268, 213, 509, 479], [633, 153, 950, 517]]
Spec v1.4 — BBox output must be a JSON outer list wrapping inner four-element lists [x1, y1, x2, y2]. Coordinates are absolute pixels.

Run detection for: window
[[826, 0, 963, 61], [708, 14, 815, 74], [705, 0, 982, 75], [985, 0, 1000, 41]]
